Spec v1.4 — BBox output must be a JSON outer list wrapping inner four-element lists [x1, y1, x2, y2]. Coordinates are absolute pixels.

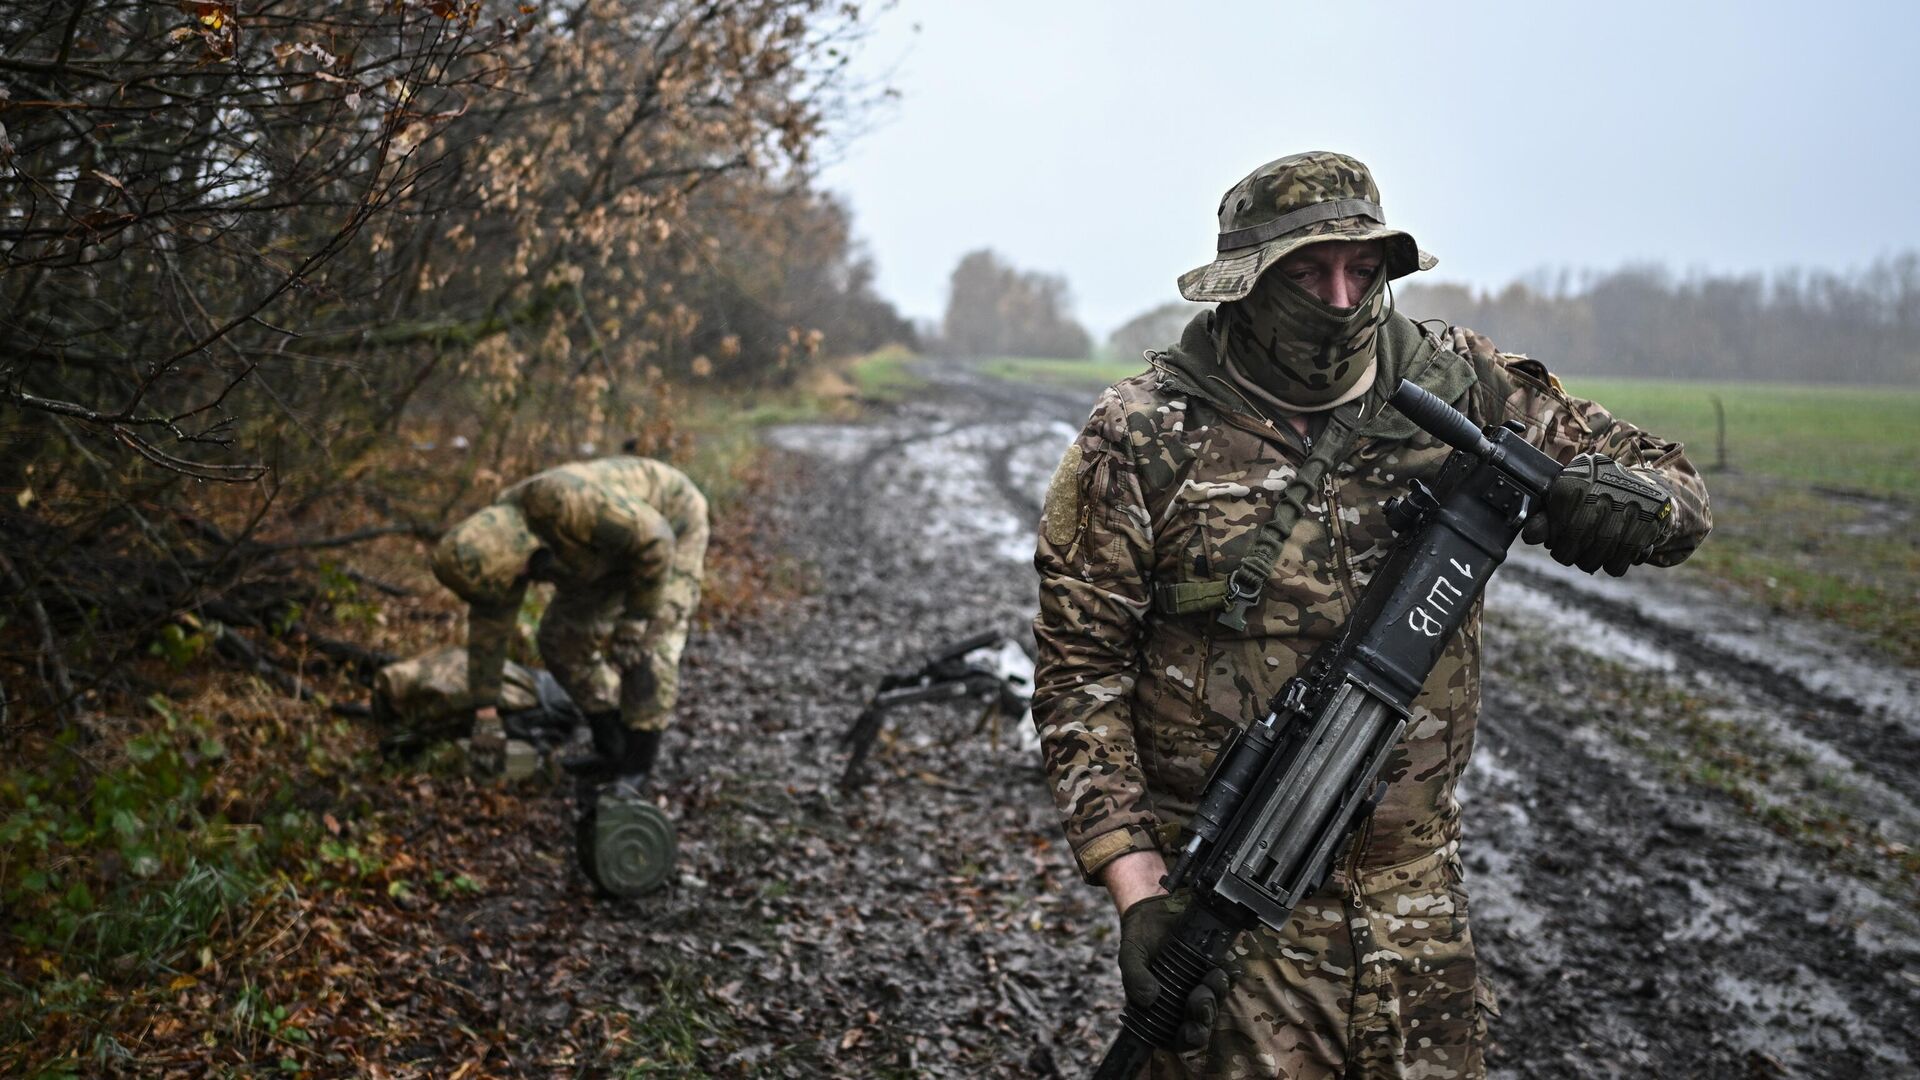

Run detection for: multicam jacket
[[1033, 312, 1711, 883], [431, 456, 708, 728]]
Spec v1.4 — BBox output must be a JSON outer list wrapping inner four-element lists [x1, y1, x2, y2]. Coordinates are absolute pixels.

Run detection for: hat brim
[[1177, 218, 1436, 303]]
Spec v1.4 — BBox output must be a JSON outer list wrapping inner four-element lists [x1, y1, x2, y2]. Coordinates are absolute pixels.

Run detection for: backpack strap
[[1149, 320, 1477, 630], [1216, 392, 1376, 630]]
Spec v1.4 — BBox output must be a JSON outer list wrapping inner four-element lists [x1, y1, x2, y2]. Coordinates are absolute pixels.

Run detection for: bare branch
[[0, 548, 78, 721]]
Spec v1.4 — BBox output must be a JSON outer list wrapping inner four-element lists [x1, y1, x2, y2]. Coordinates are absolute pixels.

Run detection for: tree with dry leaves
[[0, 0, 902, 724]]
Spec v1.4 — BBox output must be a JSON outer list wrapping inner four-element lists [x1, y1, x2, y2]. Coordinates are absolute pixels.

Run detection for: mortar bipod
[[838, 631, 1036, 787]]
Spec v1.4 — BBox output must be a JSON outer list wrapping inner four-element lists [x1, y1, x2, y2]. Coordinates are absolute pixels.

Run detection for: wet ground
[[447, 362, 1920, 1078]]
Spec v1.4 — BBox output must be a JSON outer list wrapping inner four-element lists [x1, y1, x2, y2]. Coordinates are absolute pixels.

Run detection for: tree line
[[934, 250, 1920, 386], [1398, 258, 1920, 385], [934, 248, 1091, 359], [1083, 259, 1920, 385]]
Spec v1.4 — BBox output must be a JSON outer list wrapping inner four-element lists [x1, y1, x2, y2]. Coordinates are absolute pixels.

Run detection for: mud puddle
[[1486, 571, 1920, 865]]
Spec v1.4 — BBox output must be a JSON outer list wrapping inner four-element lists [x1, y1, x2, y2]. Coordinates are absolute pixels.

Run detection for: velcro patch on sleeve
[[1077, 828, 1136, 872], [1042, 444, 1085, 546]]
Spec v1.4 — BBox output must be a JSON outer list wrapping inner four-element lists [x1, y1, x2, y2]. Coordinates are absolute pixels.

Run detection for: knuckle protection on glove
[[1543, 454, 1672, 574], [1546, 471, 1586, 525]]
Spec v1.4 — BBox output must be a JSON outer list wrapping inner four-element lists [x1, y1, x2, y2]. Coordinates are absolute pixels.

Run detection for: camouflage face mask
[[1214, 269, 1387, 412]]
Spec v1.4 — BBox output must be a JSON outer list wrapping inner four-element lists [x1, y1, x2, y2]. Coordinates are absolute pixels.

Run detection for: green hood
[[1150, 310, 1477, 441]]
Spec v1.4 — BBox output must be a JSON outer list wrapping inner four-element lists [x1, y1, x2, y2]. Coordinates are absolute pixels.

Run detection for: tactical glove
[[1525, 453, 1674, 576], [617, 657, 668, 732], [1118, 892, 1230, 1052]]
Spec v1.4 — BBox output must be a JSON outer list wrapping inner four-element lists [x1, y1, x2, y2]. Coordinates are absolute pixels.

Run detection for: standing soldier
[[432, 455, 707, 894], [1033, 151, 1711, 1078]]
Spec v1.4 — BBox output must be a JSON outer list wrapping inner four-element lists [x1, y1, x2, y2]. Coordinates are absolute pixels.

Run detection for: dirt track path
[[448, 362, 1919, 1078]]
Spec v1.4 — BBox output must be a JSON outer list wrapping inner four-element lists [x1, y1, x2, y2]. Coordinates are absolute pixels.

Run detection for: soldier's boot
[[465, 716, 539, 781], [561, 711, 660, 785], [568, 713, 676, 897]]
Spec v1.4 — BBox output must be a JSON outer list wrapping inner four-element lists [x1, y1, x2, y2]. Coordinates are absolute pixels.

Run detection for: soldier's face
[[1274, 240, 1385, 309]]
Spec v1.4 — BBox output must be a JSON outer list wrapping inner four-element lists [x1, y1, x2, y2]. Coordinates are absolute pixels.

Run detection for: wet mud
[[445, 362, 1920, 1077]]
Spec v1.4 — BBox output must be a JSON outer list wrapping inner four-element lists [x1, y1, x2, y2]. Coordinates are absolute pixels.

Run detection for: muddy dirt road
[[450, 362, 1920, 1078]]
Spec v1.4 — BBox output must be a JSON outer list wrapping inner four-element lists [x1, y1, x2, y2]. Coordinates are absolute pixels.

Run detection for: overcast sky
[[816, 1, 1920, 338]]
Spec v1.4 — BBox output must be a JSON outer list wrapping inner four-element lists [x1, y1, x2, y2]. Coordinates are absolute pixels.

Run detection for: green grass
[[980, 355, 1146, 388], [1678, 476, 1918, 664], [610, 967, 739, 1078], [1560, 378, 1920, 501], [678, 400, 789, 508], [846, 345, 924, 402], [1557, 378, 1920, 663], [674, 382, 858, 510], [0, 701, 334, 1071]]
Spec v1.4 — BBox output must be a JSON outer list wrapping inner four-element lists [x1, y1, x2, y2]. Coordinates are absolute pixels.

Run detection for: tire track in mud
[[1500, 560, 1920, 794], [984, 441, 1040, 523], [1468, 567, 1920, 1076], [1465, 668, 1920, 1077], [920, 367, 1090, 526]]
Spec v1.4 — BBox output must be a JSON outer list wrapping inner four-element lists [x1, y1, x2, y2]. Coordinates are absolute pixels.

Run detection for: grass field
[[984, 360, 1920, 664], [1561, 378, 1920, 502], [1559, 379, 1918, 664], [845, 344, 925, 402], [980, 355, 1145, 387]]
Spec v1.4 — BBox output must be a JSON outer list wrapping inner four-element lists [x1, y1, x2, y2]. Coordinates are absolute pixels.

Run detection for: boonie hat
[[1178, 150, 1436, 303], [431, 503, 541, 605]]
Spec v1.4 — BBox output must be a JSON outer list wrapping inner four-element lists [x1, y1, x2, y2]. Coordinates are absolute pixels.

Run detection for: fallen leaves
[[3, 454, 1117, 1078]]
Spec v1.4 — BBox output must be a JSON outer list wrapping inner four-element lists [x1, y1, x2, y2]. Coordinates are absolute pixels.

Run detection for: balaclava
[[1213, 264, 1387, 414]]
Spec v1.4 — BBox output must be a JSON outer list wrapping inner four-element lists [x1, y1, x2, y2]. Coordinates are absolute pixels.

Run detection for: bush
[[0, 700, 324, 1046]]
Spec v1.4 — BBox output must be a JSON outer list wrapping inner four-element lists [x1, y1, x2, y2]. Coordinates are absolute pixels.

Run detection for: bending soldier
[[1033, 152, 1712, 1078], [431, 456, 708, 791]]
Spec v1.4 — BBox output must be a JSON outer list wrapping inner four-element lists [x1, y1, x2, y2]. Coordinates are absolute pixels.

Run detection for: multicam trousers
[[1151, 843, 1493, 1080], [536, 513, 707, 733]]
